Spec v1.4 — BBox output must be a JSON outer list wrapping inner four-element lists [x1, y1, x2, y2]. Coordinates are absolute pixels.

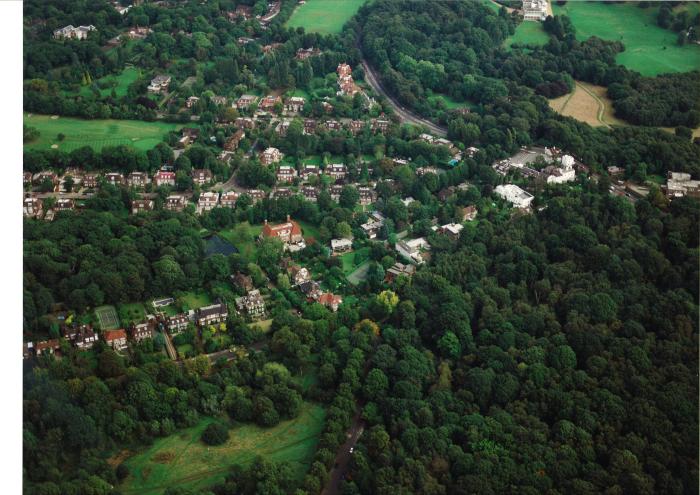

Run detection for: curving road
[[321, 409, 365, 495], [360, 59, 448, 137]]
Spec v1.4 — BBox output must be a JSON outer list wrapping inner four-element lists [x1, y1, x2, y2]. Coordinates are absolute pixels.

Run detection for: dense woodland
[[22, 1, 700, 494]]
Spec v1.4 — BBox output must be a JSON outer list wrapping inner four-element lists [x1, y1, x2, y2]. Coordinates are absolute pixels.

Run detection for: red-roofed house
[[103, 329, 128, 350], [260, 215, 304, 247]]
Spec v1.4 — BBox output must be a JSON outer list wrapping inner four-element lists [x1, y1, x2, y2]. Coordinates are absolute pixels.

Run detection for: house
[[153, 170, 176, 187], [330, 184, 344, 202], [235, 117, 256, 129], [523, 0, 548, 21], [54, 198, 75, 212], [198, 191, 219, 212], [23, 342, 34, 359], [223, 129, 245, 152], [275, 120, 290, 136], [220, 191, 239, 208], [371, 118, 390, 133], [127, 171, 149, 188], [439, 223, 464, 240], [263, 43, 283, 53], [260, 215, 304, 247], [103, 329, 128, 350], [246, 189, 267, 203], [416, 167, 439, 176], [303, 119, 317, 135], [457, 205, 478, 222], [23, 197, 43, 218], [105, 172, 124, 186], [148, 75, 172, 93], [125, 26, 152, 39], [53, 24, 96, 40], [337, 63, 352, 78], [33, 171, 59, 188], [349, 120, 365, 134], [284, 97, 306, 113], [437, 187, 456, 201], [325, 163, 346, 181], [186, 96, 200, 109], [325, 120, 342, 131], [296, 47, 320, 60], [321, 101, 334, 113], [35, 339, 61, 356], [396, 237, 431, 265], [131, 199, 154, 214], [192, 169, 213, 185], [544, 155, 576, 184], [361, 219, 382, 239], [301, 164, 319, 180], [167, 314, 189, 334], [196, 302, 229, 326], [231, 272, 254, 292], [211, 95, 228, 106], [299, 280, 322, 301], [337, 76, 360, 97], [259, 95, 282, 112], [235, 290, 266, 320], [318, 293, 343, 312], [74, 325, 97, 349], [331, 238, 353, 254], [495, 184, 534, 209], [358, 187, 376, 206], [401, 197, 416, 207], [271, 187, 293, 199], [131, 323, 153, 343], [23, 171, 32, 186], [665, 172, 700, 199], [607, 166, 624, 177], [238, 36, 256, 45], [302, 186, 318, 202], [261, 147, 283, 165], [385, 262, 416, 283], [276, 166, 297, 183], [236, 94, 258, 110], [288, 265, 311, 286], [165, 195, 187, 211], [82, 173, 100, 188]]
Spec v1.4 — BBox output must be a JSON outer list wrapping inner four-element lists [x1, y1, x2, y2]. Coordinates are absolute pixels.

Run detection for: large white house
[[545, 154, 576, 184], [53, 25, 96, 40], [495, 184, 534, 209], [523, 0, 548, 21], [396, 237, 431, 265]]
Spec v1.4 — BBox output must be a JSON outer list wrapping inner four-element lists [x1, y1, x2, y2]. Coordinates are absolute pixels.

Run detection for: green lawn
[[122, 402, 325, 495], [178, 291, 212, 311], [339, 246, 370, 275], [75, 67, 141, 98], [287, 0, 366, 34], [428, 93, 474, 110], [218, 222, 263, 260], [250, 318, 273, 334], [505, 21, 550, 49], [552, 2, 700, 75], [346, 260, 371, 286], [118, 303, 147, 327], [24, 114, 182, 152], [297, 220, 321, 243]]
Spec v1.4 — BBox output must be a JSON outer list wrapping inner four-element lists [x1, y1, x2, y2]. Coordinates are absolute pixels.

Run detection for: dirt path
[[575, 82, 610, 128], [321, 410, 364, 495]]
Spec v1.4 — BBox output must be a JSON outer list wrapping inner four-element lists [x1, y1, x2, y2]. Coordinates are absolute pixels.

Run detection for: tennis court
[[95, 305, 120, 330]]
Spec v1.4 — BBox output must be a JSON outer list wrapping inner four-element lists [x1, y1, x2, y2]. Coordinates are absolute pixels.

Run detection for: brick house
[[196, 302, 229, 326], [288, 265, 311, 286], [325, 163, 347, 181], [284, 97, 306, 113], [131, 199, 154, 214], [220, 191, 239, 208], [103, 329, 128, 350], [295, 47, 320, 60], [192, 169, 213, 185], [130, 323, 154, 342], [259, 95, 282, 112], [276, 166, 297, 183], [231, 272, 254, 292], [325, 120, 342, 131], [358, 187, 376, 206], [74, 325, 97, 349], [23, 197, 43, 218], [318, 293, 343, 312], [260, 215, 304, 246], [197, 191, 219, 212], [302, 186, 318, 202], [82, 172, 100, 188], [35, 339, 61, 356], [235, 117, 256, 129], [236, 94, 258, 110], [303, 119, 317, 135], [301, 164, 319, 180], [224, 129, 245, 151], [245, 189, 267, 203], [127, 171, 149, 188], [153, 170, 176, 187], [55, 198, 75, 211], [261, 147, 283, 165], [349, 120, 365, 134], [23, 171, 32, 186], [235, 290, 266, 320], [167, 314, 189, 334], [165, 195, 187, 211], [105, 172, 124, 186], [271, 187, 293, 199]]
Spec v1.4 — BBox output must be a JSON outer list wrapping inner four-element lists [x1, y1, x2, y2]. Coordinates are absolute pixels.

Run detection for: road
[[162, 331, 178, 360], [321, 410, 365, 495], [360, 59, 448, 137]]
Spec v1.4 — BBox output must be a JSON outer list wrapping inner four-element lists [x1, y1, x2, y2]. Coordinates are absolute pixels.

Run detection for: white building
[[523, 0, 548, 21], [545, 154, 576, 184], [53, 25, 96, 40], [495, 184, 534, 209], [396, 238, 430, 265], [331, 238, 353, 254]]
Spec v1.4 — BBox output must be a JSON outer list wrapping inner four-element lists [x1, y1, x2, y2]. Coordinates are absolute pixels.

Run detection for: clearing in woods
[[287, 0, 366, 34], [548, 81, 627, 128], [121, 402, 325, 495]]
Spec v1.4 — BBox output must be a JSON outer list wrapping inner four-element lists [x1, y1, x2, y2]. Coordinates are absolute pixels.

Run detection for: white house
[[495, 184, 534, 209], [545, 154, 576, 184], [396, 238, 430, 265]]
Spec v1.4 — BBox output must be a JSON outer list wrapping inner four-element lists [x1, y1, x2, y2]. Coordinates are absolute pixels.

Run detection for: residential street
[[321, 410, 365, 495]]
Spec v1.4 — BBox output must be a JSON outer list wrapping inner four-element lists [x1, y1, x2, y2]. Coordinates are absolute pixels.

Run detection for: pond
[[204, 235, 239, 257]]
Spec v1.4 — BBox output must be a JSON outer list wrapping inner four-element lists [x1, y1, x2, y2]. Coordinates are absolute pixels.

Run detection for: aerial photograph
[[18, 0, 700, 494]]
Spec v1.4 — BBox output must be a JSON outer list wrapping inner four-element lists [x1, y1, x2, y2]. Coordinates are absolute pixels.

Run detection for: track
[[360, 59, 448, 137]]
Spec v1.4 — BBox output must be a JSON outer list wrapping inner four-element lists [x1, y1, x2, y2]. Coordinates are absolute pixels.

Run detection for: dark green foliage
[[201, 422, 229, 446]]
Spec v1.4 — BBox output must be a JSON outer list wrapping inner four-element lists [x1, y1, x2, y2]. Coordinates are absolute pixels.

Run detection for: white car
[[349, 447, 354, 454]]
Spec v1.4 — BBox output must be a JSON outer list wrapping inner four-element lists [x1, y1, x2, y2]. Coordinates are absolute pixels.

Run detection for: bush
[[116, 463, 130, 481], [201, 422, 229, 445]]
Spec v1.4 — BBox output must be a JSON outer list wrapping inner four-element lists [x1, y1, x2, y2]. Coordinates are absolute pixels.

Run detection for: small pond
[[204, 235, 239, 257]]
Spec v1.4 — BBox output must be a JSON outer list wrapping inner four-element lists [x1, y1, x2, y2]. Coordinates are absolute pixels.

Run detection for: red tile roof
[[103, 329, 127, 341]]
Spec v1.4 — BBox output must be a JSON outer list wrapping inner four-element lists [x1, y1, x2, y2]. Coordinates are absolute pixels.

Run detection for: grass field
[[122, 402, 325, 495], [552, 2, 700, 75], [548, 80, 626, 128], [218, 223, 263, 260], [179, 291, 212, 311], [118, 303, 147, 327], [347, 260, 371, 286], [95, 305, 120, 330], [23, 114, 182, 152], [339, 247, 369, 275], [250, 318, 273, 334], [505, 21, 550, 49], [428, 93, 474, 111], [297, 220, 321, 244], [287, 0, 365, 34], [75, 67, 141, 98]]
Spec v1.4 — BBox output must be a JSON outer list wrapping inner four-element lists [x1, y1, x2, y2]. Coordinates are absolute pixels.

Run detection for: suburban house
[[260, 215, 304, 248], [331, 238, 353, 254], [181, 127, 201, 145], [302, 186, 318, 202], [153, 170, 176, 187], [231, 272, 254, 292], [457, 205, 478, 222], [322, 101, 334, 113], [665, 172, 700, 199], [325, 120, 342, 131], [105, 172, 124, 186], [437, 187, 456, 202], [303, 119, 317, 135], [495, 184, 534, 209], [416, 167, 439, 176], [131, 199, 154, 214], [186, 96, 200, 109], [23, 197, 43, 218], [385, 262, 416, 283], [301, 164, 319, 180], [35, 339, 61, 356], [284, 96, 306, 113], [53, 24, 96, 40], [167, 314, 189, 334], [235, 117, 256, 129], [103, 329, 128, 351], [276, 166, 297, 183], [607, 166, 624, 177], [349, 120, 365, 134], [130, 323, 153, 342], [23, 171, 32, 186], [33, 171, 59, 188], [80, 172, 100, 189], [165, 195, 187, 211], [438, 223, 464, 240], [325, 163, 347, 181], [74, 325, 97, 349], [235, 290, 266, 320], [148, 75, 172, 93], [197, 191, 219, 212], [371, 118, 390, 133], [211, 95, 228, 106], [288, 265, 311, 286], [224, 129, 245, 151], [192, 168, 213, 185], [238, 36, 255, 45], [259, 95, 282, 112], [196, 302, 229, 326], [271, 187, 293, 199], [276, 120, 290, 136], [236, 94, 258, 109], [358, 187, 376, 206], [263, 42, 283, 53], [127, 171, 149, 188], [337, 63, 352, 78], [318, 293, 343, 312], [396, 237, 431, 265], [299, 280, 322, 301], [330, 184, 344, 202], [544, 155, 576, 184], [261, 147, 283, 165], [523, 0, 548, 21], [233, 4, 253, 19], [55, 198, 75, 212], [295, 47, 320, 60], [246, 189, 267, 203], [220, 191, 239, 208]]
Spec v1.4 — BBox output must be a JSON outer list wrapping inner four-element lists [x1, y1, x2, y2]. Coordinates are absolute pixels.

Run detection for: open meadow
[[548, 81, 627, 128], [505, 21, 550, 49], [552, 2, 700, 76], [23, 113, 182, 152], [287, 0, 365, 34], [121, 402, 325, 495]]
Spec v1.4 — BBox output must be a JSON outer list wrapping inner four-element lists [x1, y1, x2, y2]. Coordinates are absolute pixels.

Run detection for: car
[[349, 447, 354, 454]]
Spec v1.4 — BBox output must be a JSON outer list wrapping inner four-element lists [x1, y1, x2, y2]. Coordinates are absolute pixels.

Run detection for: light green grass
[[178, 291, 212, 311], [122, 402, 325, 495], [552, 2, 700, 75], [218, 222, 263, 260], [297, 220, 321, 243], [250, 318, 273, 333], [23, 114, 182, 152], [346, 260, 371, 286], [287, 0, 366, 34], [505, 21, 550, 49], [75, 67, 141, 98], [94, 305, 120, 330], [428, 93, 474, 110], [339, 246, 369, 275], [118, 303, 147, 326]]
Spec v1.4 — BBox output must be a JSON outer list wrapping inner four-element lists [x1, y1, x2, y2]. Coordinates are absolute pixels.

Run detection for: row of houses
[[274, 116, 390, 137], [26, 323, 151, 358], [235, 94, 307, 113]]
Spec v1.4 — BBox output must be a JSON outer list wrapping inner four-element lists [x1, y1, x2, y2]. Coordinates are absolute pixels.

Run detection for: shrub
[[201, 422, 229, 445]]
